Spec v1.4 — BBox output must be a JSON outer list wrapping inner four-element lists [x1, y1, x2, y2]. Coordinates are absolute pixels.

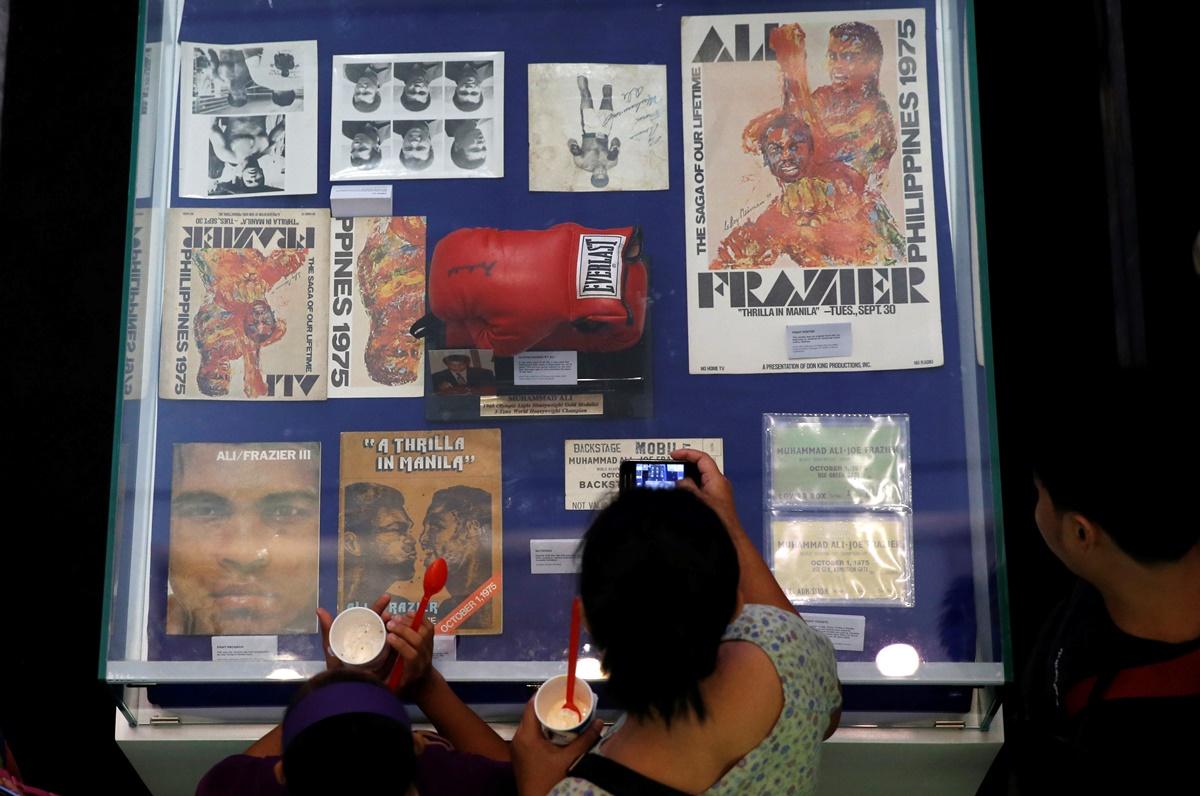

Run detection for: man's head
[[1032, 371, 1198, 576], [450, 125, 487, 170], [168, 443, 320, 635], [442, 354, 470, 375], [826, 22, 884, 92], [759, 113, 813, 183], [451, 66, 484, 111], [280, 669, 415, 796], [352, 75, 383, 112], [271, 90, 297, 107], [400, 75, 432, 112], [197, 361, 232, 396], [344, 482, 417, 586], [240, 162, 266, 190], [242, 299, 276, 341], [590, 166, 610, 188], [398, 123, 434, 170], [420, 486, 491, 570], [273, 52, 296, 78], [349, 128, 383, 168]]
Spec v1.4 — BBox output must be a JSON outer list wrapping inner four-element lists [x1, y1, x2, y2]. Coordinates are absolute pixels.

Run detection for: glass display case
[[104, 0, 1005, 758]]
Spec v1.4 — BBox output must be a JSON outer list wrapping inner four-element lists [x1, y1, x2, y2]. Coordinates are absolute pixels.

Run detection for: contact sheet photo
[[105, 0, 1006, 775]]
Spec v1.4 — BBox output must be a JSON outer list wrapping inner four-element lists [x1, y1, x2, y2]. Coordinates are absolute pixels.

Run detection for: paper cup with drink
[[328, 606, 388, 670], [534, 673, 597, 745]]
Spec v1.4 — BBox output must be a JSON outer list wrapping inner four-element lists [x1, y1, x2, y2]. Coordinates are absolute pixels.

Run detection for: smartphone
[[618, 459, 701, 491]]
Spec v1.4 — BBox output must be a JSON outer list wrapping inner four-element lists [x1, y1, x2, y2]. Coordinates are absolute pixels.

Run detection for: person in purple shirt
[[197, 594, 516, 796]]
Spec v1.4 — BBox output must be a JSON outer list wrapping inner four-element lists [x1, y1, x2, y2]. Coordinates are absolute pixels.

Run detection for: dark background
[[0, 1, 1195, 793]]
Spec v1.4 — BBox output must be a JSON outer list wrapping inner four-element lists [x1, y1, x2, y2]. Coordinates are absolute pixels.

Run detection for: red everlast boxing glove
[[411, 223, 647, 356]]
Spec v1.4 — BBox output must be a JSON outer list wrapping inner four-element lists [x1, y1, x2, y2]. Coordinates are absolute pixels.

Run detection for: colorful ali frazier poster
[[564, 438, 724, 510], [765, 414, 910, 508], [160, 208, 330, 400], [682, 11, 944, 374], [339, 430, 502, 635], [329, 217, 426, 397], [770, 514, 913, 606]]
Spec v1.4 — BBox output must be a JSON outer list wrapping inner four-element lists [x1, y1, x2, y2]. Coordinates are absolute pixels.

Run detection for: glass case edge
[[964, 0, 1013, 684], [99, 0, 151, 682]]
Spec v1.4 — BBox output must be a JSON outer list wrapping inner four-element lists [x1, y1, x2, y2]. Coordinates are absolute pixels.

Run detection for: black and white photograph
[[331, 52, 503, 181], [443, 60, 495, 116], [393, 119, 442, 174], [202, 114, 286, 195], [190, 45, 308, 114], [393, 61, 443, 115], [444, 118, 493, 174], [180, 40, 318, 197], [338, 120, 391, 174], [529, 63, 669, 192], [339, 61, 392, 116]]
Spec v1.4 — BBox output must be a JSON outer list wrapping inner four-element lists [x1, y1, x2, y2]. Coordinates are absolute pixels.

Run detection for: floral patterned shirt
[[549, 604, 841, 796]]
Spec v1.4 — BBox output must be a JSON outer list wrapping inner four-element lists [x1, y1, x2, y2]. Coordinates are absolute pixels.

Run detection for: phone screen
[[633, 462, 688, 489]]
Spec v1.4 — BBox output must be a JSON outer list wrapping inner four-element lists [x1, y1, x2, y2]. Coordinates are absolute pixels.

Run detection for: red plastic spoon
[[563, 595, 583, 721], [386, 557, 448, 693]]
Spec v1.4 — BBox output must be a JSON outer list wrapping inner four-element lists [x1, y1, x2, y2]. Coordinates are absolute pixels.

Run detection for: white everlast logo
[[576, 234, 625, 299]]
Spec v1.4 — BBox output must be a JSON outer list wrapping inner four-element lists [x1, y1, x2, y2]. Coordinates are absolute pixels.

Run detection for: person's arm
[[208, 120, 238, 165], [241, 593, 399, 758], [405, 666, 511, 761], [672, 449, 796, 614], [244, 725, 282, 758], [825, 705, 842, 739], [268, 118, 286, 145], [771, 24, 832, 157], [511, 701, 603, 796], [2, 742, 22, 780]]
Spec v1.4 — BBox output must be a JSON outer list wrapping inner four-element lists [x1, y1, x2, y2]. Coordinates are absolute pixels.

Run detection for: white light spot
[[265, 667, 303, 681], [575, 656, 605, 680], [875, 643, 920, 677]]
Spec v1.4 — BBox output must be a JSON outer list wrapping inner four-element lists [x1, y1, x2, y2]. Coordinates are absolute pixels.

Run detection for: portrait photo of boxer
[[166, 442, 320, 636]]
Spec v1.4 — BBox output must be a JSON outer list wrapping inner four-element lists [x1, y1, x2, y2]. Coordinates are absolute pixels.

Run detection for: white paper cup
[[328, 607, 388, 669], [534, 674, 597, 746]]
